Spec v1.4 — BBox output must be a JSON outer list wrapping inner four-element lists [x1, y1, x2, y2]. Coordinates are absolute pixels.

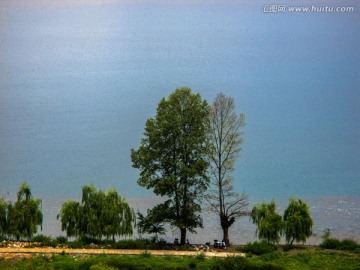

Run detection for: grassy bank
[[0, 253, 281, 270], [250, 249, 360, 270], [0, 248, 359, 270]]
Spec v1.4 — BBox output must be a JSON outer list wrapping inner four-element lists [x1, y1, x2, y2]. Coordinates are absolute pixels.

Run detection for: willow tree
[[7, 182, 42, 240], [131, 87, 210, 245], [58, 185, 135, 241], [102, 188, 135, 241], [206, 93, 248, 245], [57, 200, 80, 238], [251, 200, 283, 244], [283, 198, 313, 245]]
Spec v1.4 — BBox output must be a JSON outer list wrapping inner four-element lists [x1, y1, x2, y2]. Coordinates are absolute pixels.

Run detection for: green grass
[[0, 249, 359, 270], [251, 249, 360, 270], [0, 253, 282, 270]]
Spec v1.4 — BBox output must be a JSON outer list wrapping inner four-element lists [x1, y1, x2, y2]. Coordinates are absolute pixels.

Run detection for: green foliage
[[57, 200, 80, 238], [282, 243, 293, 252], [319, 229, 359, 251], [131, 87, 211, 244], [56, 235, 68, 244], [188, 260, 197, 269], [140, 250, 152, 258], [320, 238, 341, 249], [339, 239, 360, 250], [113, 238, 167, 250], [252, 249, 360, 270], [321, 228, 331, 240], [6, 182, 42, 240], [113, 239, 147, 249], [213, 256, 284, 270], [0, 198, 8, 237], [32, 234, 57, 247], [58, 185, 135, 241], [320, 237, 360, 250], [0, 254, 284, 270], [195, 252, 206, 261], [90, 263, 118, 270], [136, 210, 165, 239], [283, 198, 313, 245], [63, 237, 168, 250], [251, 201, 283, 244], [239, 241, 277, 255], [2, 250, 360, 270], [67, 239, 86, 249]]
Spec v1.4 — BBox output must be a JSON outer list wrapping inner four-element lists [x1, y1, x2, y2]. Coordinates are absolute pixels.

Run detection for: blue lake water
[[0, 1, 359, 244]]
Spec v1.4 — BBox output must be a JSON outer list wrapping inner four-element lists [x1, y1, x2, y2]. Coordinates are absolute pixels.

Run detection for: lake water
[[0, 1, 359, 244]]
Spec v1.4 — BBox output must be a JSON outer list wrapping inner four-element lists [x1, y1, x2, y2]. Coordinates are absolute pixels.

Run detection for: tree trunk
[[222, 226, 230, 245], [180, 228, 187, 245], [221, 215, 235, 246]]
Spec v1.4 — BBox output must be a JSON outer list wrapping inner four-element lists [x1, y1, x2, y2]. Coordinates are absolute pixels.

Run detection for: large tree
[[205, 93, 248, 245], [7, 182, 42, 240], [131, 87, 210, 244]]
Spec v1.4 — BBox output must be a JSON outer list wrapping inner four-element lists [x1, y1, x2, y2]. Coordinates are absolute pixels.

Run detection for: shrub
[[319, 238, 340, 249], [321, 228, 331, 241], [67, 240, 86, 249], [32, 234, 57, 247], [283, 243, 293, 252], [113, 238, 168, 250], [339, 239, 359, 250], [56, 236, 68, 244], [320, 237, 359, 251], [239, 241, 277, 255], [114, 239, 148, 249]]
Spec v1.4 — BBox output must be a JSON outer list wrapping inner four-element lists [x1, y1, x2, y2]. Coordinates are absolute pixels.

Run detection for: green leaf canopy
[[131, 87, 210, 244]]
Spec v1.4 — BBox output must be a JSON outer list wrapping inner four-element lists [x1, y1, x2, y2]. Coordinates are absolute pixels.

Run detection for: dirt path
[[0, 247, 245, 259]]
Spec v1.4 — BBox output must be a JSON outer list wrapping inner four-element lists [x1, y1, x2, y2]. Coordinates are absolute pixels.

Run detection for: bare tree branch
[[207, 93, 248, 245]]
